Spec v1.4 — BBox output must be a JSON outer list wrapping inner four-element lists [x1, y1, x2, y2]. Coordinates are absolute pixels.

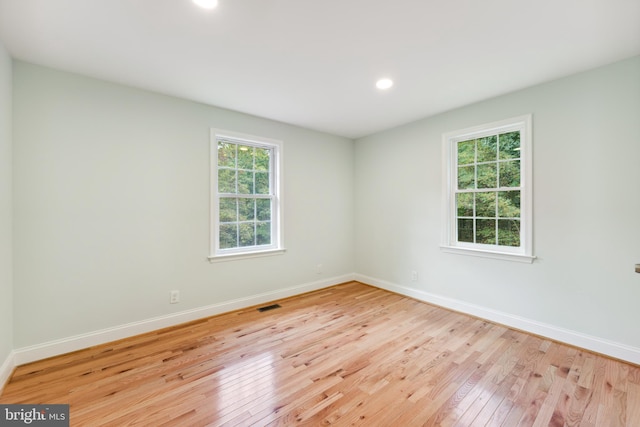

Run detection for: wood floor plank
[[1, 281, 639, 426]]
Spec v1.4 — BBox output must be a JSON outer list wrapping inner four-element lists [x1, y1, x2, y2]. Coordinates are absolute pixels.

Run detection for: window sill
[[208, 248, 286, 263], [440, 246, 536, 263]]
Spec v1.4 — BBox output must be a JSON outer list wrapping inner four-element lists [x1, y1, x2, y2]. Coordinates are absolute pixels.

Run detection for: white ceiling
[[0, 0, 639, 139]]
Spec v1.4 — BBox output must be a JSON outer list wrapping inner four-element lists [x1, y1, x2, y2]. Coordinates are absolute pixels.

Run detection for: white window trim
[[441, 114, 535, 263], [208, 129, 285, 262]]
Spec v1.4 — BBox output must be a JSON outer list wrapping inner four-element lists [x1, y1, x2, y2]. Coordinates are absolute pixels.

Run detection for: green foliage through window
[[217, 140, 273, 250], [455, 131, 521, 247]]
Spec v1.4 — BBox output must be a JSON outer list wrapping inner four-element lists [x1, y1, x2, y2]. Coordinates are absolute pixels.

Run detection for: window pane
[[238, 198, 255, 221], [256, 222, 271, 245], [476, 136, 497, 162], [477, 163, 497, 188], [255, 172, 270, 194], [499, 160, 520, 188], [219, 198, 237, 222], [237, 145, 254, 170], [476, 192, 496, 217], [476, 219, 496, 244], [256, 199, 271, 221], [218, 169, 236, 193], [255, 148, 270, 171], [458, 165, 475, 190], [498, 219, 520, 246], [444, 116, 530, 256], [213, 133, 281, 257], [499, 131, 520, 160], [498, 191, 520, 218], [237, 171, 254, 194], [219, 224, 237, 249], [457, 140, 475, 165], [456, 193, 474, 217], [217, 141, 235, 168], [239, 223, 255, 247], [458, 219, 474, 243]]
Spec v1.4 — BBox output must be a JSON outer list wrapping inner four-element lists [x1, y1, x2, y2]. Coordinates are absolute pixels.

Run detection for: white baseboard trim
[[13, 273, 639, 369], [13, 274, 355, 366], [0, 350, 16, 394], [355, 274, 640, 365]]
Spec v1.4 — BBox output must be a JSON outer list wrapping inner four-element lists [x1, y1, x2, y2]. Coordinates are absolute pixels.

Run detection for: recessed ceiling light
[[193, 0, 218, 9], [376, 78, 394, 90]]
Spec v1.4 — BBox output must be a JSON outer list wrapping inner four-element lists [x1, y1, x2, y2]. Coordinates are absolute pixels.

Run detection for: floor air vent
[[257, 304, 282, 312]]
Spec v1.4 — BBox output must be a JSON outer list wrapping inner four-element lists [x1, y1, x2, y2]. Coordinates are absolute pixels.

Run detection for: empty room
[[1, 0, 639, 425]]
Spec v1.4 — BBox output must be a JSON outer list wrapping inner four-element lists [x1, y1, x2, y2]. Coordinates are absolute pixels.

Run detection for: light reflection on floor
[[216, 352, 276, 416]]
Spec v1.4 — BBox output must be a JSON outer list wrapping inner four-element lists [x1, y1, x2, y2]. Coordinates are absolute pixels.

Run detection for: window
[[210, 129, 284, 261], [441, 115, 534, 263]]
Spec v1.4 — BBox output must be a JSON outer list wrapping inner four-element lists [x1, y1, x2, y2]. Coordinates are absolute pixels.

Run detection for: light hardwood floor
[[2, 282, 639, 426]]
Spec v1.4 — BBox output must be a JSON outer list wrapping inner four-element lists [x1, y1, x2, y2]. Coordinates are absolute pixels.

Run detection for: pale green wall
[[12, 62, 355, 347], [355, 56, 640, 347], [0, 41, 12, 364], [8, 54, 640, 355]]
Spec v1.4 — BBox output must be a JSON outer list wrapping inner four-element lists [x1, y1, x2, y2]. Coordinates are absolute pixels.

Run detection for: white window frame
[[441, 114, 535, 263], [209, 129, 285, 262]]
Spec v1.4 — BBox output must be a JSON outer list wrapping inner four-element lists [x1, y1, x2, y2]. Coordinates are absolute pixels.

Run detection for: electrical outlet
[[411, 271, 418, 281], [316, 264, 323, 274], [170, 290, 180, 304]]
